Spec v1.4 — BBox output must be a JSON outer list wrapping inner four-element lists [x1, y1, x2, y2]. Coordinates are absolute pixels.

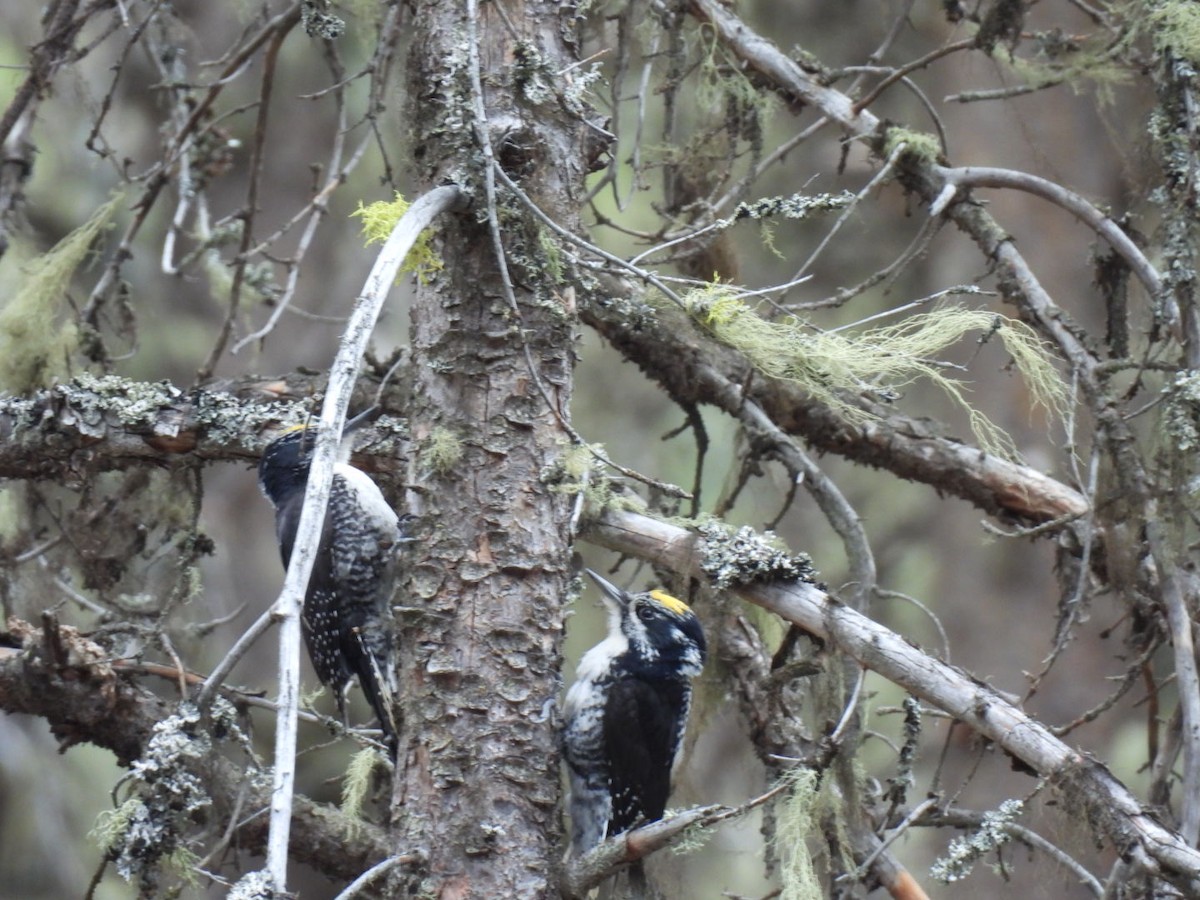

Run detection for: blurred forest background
[[1, 0, 1196, 898]]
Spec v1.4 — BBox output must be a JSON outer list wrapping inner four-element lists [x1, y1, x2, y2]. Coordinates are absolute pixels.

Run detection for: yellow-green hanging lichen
[[0, 193, 124, 391], [687, 286, 1067, 460]]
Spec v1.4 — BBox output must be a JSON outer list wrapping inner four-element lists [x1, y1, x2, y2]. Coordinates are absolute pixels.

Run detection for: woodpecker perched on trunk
[[258, 421, 402, 757], [563, 570, 707, 856]]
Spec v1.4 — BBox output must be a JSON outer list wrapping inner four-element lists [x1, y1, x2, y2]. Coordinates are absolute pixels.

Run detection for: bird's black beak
[[585, 569, 632, 609], [344, 405, 382, 434]]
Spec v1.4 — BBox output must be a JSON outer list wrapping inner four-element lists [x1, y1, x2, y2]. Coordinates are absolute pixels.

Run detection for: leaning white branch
[[581, 506, 1200, 892], [263, 183, 465, 892]]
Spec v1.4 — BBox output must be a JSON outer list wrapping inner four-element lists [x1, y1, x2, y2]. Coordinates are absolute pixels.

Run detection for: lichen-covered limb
[[0, 373, 408, 479], [0, 616, 388, 881], [584, 295, 1086, 525], [581, 507, 1200, 892]]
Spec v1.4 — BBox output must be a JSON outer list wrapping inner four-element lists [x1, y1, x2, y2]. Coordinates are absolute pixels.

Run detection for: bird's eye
[[637, 604, 655, 622]]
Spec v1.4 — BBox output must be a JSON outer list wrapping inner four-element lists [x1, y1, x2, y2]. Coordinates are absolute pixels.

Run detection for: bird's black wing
[[602, 676, 690, 836], [327, 474, 399, 751], [273, 490, 354, 695]]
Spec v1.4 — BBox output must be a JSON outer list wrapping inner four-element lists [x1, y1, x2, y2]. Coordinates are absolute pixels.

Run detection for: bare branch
[[262, 183, 465, 890], [929, 164, 1163, 306]]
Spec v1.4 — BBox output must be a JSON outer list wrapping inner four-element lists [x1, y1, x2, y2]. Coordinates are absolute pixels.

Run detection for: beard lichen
[[341, 746, 389, 832], [686, 289, 1067, 460], [774, 766, 825, 900], [0, 193, 123, 392]]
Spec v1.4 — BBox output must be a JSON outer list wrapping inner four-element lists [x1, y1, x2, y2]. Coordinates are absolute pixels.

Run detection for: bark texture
[[393, 1, 590, 894]]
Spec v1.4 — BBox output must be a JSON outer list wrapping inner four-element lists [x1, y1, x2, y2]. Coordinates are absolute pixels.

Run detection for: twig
[[195, 608, 277, 709], [829, 665, 866, 745], [563, 780, 787, 897], [928, 164, 1163, 306], [781, 138, 909, 297], [333, 855, 414, 899], [852, 39, 974, 113], [845, 796, 939, 883]]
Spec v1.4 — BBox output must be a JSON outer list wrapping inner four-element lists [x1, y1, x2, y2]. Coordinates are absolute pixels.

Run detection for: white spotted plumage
[[258, 424, 404, 756]]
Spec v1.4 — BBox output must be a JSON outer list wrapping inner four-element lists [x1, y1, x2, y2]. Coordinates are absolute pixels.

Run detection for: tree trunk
[[393, 1, 590, 894]]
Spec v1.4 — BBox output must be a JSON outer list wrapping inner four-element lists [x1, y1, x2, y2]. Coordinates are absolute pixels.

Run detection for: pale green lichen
[[536, 227, 565, 284], [697, 23, 777, 123], [733, 192, 854, 223], [513, 41, 555, 105], [66, 372, 184, 428], [301, 0, 346, 39], [352, 193, 444, 285], [687, 289, 1067, 460], [696, 520, 817, 589], [90, 702, 240, 889], [0, 486, 22, 546], [1147, 0, 1200, 67], [930, 798, 1024, 883], [227, 870, 278, 900], [423, 426, 464, 476], [561, 61, 603, 115], [881, 126, 943, 163], [540, 444, 650, 516], [0, 193, 123, 391], [775, 767, 823, 900], [996, 42, 1132, 100], [1163, 370, 1200, 452], [341, 746, 385, 830]]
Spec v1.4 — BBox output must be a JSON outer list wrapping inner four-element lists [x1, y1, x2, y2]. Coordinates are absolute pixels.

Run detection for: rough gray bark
[[391, 1, 591, 894]]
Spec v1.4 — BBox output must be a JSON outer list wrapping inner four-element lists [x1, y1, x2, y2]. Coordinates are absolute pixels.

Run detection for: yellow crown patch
[[649, 590, 691, 616]]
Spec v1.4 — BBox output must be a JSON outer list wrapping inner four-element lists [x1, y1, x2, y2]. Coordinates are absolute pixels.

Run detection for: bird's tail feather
[[353, 629, 398, 760]]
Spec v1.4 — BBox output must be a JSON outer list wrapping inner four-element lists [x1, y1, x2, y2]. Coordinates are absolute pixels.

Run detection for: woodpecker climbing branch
[[260, 183, 465, 892], [581, 506, 1200, 892]]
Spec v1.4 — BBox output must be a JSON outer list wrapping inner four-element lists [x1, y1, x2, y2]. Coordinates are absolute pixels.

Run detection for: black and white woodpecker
[[258, 421, 402, 756], [562, 569, 707, 855]]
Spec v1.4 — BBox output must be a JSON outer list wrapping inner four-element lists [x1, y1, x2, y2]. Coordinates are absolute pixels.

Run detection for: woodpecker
[[258, 422, 402, 756], [562, 569, 707, 856]]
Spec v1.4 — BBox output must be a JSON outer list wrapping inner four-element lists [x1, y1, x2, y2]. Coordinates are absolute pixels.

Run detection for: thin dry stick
[[261, 183, 464, 891]]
